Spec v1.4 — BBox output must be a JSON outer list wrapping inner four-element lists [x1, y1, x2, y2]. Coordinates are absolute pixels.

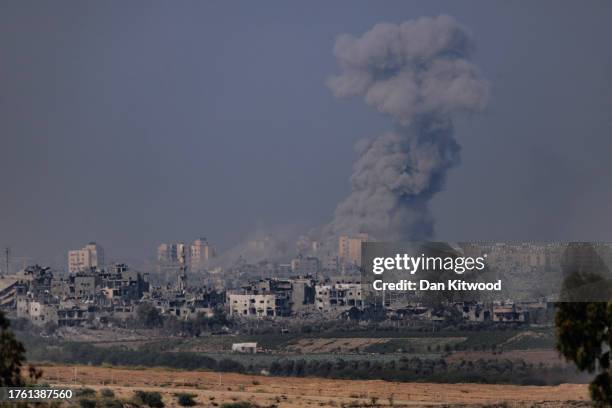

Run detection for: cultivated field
[[41, 364, 591, 407]]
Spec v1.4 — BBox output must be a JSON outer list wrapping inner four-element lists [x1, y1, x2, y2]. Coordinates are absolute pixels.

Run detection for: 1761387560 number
[[1, 388, 73, 401]]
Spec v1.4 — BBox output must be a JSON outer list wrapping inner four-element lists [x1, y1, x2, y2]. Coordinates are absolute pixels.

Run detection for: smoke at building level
[[325, 15, 489, 241]]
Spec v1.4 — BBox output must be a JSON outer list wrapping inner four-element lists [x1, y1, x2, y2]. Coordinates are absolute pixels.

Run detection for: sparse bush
[[134, 390, 164, 408], [100, 388, 115, 398], [176, 393, 197, 406], [79, 399, 97, 408]]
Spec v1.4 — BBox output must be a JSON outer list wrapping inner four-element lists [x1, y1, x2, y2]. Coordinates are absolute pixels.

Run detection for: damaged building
[[227, 277, 315, 318]]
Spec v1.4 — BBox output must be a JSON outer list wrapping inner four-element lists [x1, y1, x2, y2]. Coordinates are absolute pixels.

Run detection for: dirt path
[[40, 364, 590, 407]]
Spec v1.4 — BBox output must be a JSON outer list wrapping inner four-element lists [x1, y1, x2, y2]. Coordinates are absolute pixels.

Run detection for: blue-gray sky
[[1, 1, 612, 267]]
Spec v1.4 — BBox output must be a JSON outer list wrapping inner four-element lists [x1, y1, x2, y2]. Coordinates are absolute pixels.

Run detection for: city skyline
[[2, 1, 612, 266]]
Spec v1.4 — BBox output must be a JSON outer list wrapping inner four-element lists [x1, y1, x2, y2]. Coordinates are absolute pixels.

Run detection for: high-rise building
[[190, 238, 211, 272], [338, 233, 368, 267], [157, 242, 188, 290], [68, 242, 105, 273], [157, 243, 178, 264], [157, 243, 188, 267]]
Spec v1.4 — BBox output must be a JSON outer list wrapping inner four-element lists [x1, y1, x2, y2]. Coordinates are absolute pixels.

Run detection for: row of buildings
[[0, 260, 550, 326], [227, 276, 363, 318], [0, 263, 148, 326], [67, 234, 368, 283], [68, 239, 217, 276], [0, 238, 561, 328]]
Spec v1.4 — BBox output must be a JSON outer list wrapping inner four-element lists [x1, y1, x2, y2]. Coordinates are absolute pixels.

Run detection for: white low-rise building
[[232, 342, 257, 353]]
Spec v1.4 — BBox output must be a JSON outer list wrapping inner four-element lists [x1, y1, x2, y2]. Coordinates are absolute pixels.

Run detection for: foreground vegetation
[[17, 333, 581, 386]]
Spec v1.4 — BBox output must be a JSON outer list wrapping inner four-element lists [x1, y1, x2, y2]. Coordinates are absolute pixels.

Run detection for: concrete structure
[[230, 277, 317, 318], [68, 242, 104, 273], [291, 255, 320, 276], [73, 273, 97, 299], [315, 282, 363, 315], [228, 293, 278, 317], [190, 238, 211, 272], [455, 301, 490, 322], [492, 304, 529, 323], [338, 233, 368, 267], [158, 242, 188, 290], [289, 277, 315, 313], [99, 263, 149, 302], [0, 276, 21, 309], [17, 298, 58, 326], [158, 242, 188, 266], [50, 278, 70, 299]]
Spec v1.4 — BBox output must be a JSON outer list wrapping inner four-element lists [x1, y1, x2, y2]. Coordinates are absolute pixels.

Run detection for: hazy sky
[[1, 1, 612, 268]]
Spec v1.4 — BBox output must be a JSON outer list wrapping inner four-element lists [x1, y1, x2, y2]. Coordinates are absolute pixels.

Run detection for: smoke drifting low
[[326, 16, 489, 241]]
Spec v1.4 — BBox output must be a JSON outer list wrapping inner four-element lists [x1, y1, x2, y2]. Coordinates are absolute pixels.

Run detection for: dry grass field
[[40, 364, 591, 407]]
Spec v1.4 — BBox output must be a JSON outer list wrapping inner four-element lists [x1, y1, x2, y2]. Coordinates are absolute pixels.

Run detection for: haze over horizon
[[2, 1, 612, 268]]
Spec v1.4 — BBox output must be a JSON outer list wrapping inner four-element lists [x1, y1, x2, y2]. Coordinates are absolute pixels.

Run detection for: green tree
[[556, 302, 612, 405], [556, 243, 612, 406], [0, 311, 41, 387]]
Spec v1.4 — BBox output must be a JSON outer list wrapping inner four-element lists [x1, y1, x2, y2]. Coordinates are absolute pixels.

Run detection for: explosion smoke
[[326, 15, 489, 241]]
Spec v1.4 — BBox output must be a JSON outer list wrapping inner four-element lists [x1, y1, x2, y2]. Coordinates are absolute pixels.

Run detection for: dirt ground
[[40, 364, 591, 407]]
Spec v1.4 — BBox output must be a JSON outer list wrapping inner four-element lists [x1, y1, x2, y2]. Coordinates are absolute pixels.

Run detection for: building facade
[[338, 233, 368, 267], [190, 238, 211, 272], [68, 242, 105, 273]]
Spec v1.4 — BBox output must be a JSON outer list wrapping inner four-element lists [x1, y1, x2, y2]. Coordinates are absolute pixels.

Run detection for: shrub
[[100, 388, 115, 398], [134, 390, 165, 408], [79, 399, 97, 408], [176, 393, 197, 407]]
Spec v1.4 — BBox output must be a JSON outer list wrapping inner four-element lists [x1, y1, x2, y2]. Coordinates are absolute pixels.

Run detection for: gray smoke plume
[[326, 15, 489, 241]]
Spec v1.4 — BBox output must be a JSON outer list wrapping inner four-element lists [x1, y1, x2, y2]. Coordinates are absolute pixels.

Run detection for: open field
[[22, 326, 581, 386], [47, 327, 556, 354], [40, 364, 590, 407], [285, 337, 467, 354], [445, 349, 565, 366]]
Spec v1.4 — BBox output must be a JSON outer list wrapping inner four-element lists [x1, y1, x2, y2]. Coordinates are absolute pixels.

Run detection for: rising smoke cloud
[[326, 15, 489, 241]]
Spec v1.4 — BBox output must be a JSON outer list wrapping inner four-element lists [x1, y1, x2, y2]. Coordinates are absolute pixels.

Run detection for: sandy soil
[[39, 364, 590, 407]]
